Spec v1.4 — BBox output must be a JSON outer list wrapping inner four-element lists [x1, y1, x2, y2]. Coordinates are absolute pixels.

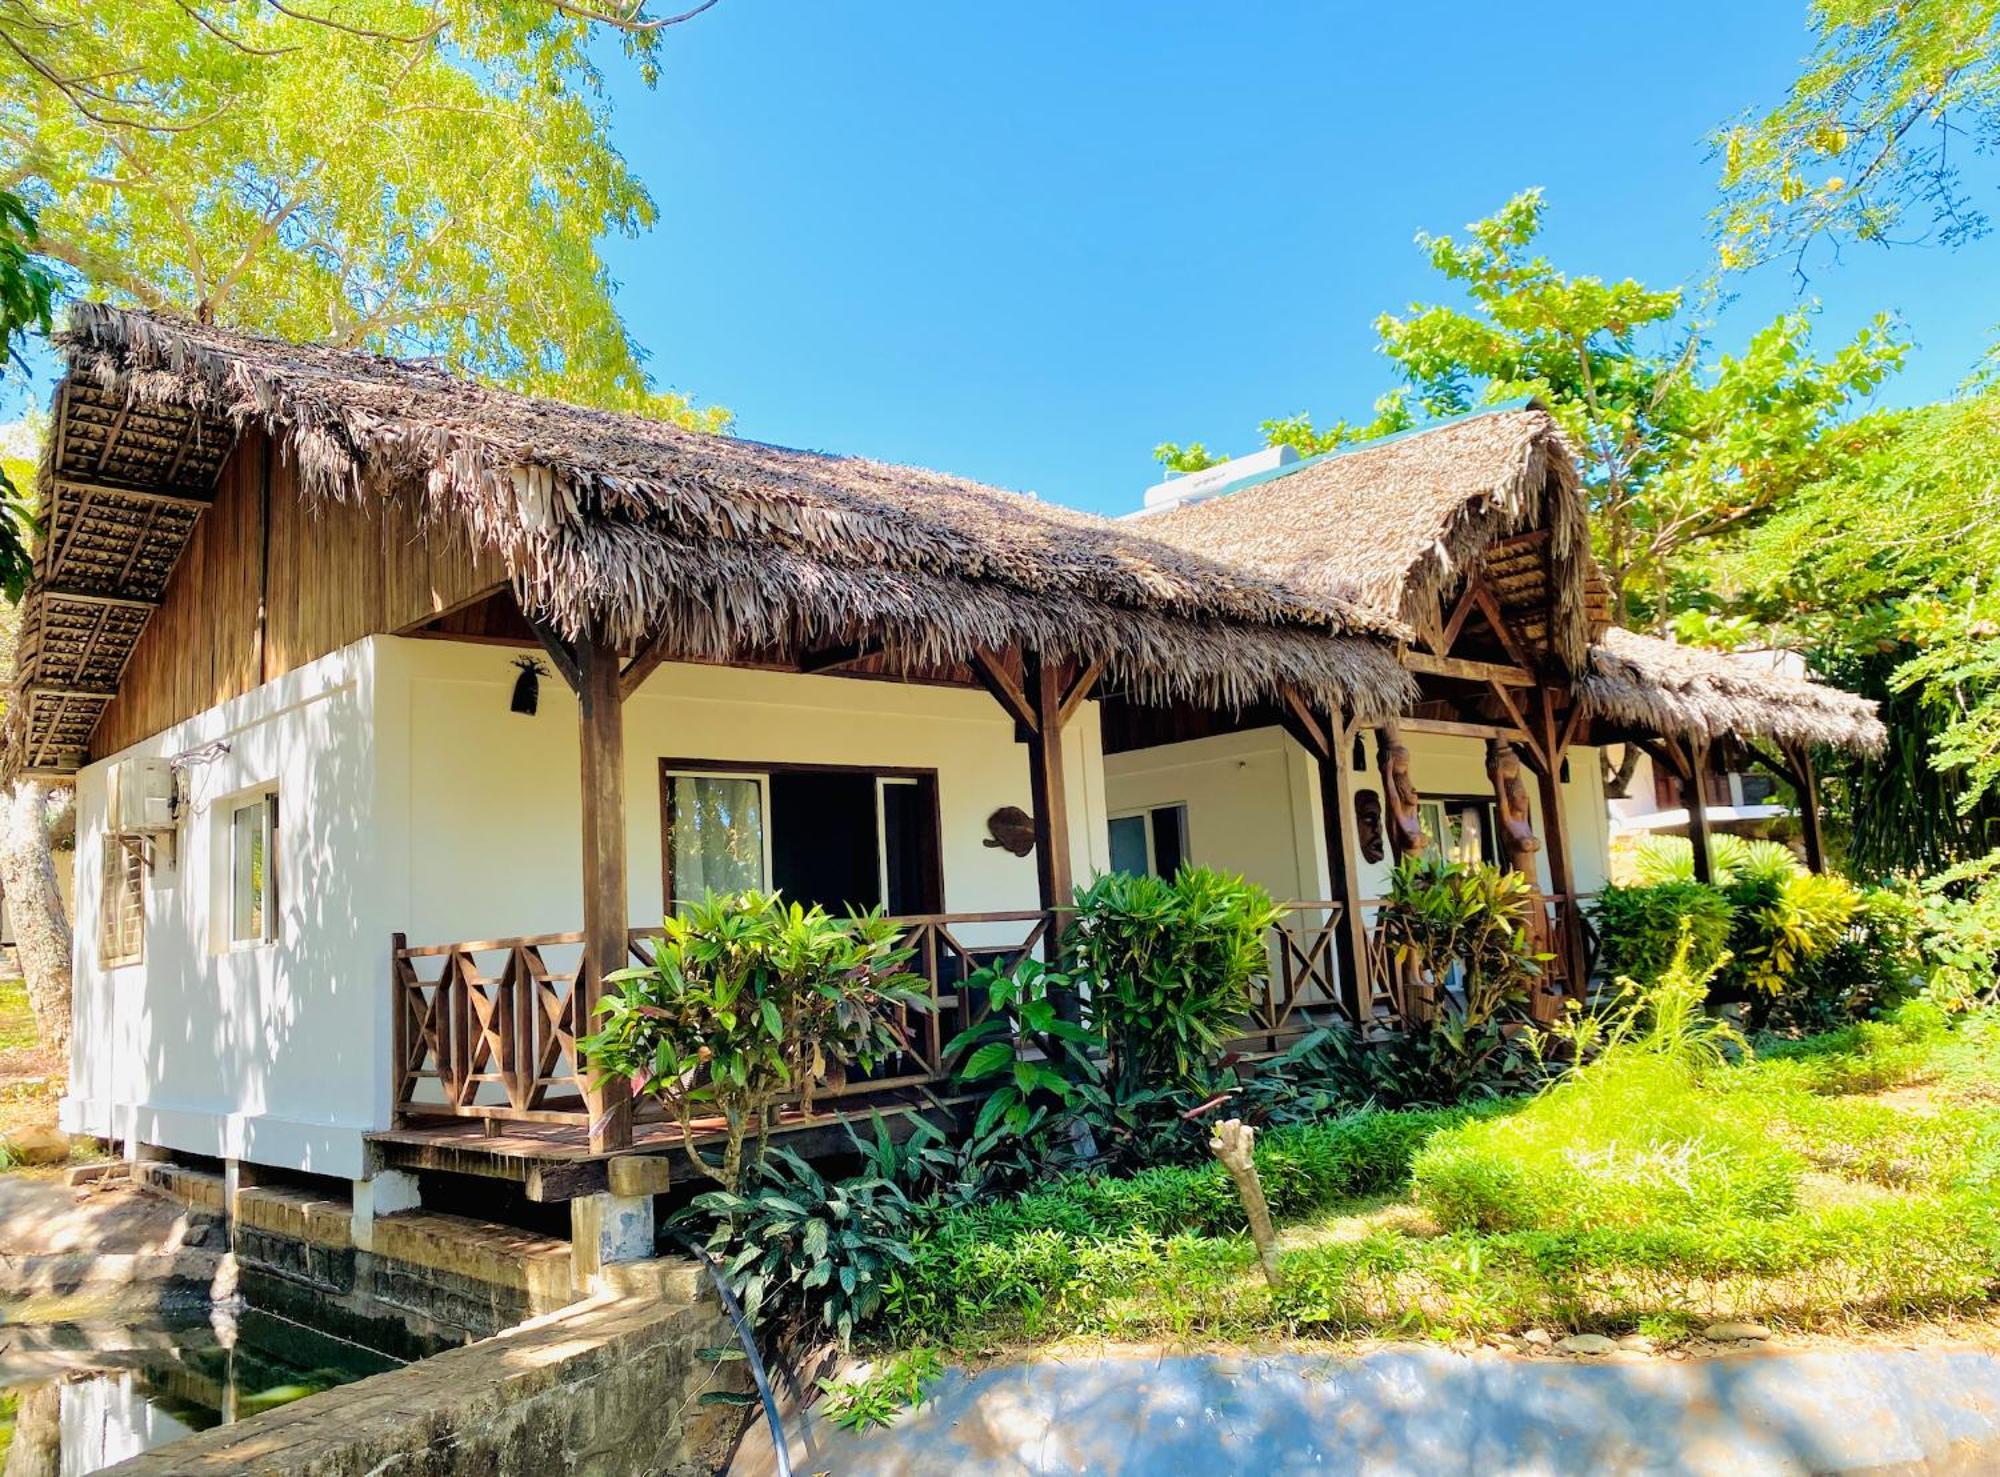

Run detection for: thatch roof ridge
[[1134, 403, 1593, 669], [1580, 628, 1885, 755]]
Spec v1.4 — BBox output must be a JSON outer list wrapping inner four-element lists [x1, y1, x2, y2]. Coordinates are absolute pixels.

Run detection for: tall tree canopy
[[0, 0, 727, 425], [1157, 191, 1904, 627], [1715, 390, 2000, 870], [1715, 0, 2000, 272]]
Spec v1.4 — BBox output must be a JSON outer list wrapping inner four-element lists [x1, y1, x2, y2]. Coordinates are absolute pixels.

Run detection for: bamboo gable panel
[[89, 431, 508, 760]]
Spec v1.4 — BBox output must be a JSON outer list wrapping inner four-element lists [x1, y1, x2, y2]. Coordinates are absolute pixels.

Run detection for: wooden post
[[1681, 736, 1715, 886], [1528, 692, 1584, 1007], [1022, 651, 1074, 914], [576, 630, 633, 1155], [1783, 739, 1827, 875], [1313, 714, 1373, 1024]]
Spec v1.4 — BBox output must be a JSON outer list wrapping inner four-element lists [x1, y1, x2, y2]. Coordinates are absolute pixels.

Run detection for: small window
[[229, 794, 279, 945], [1108, 804, 1189, 879], [100, 837, 144, 966]]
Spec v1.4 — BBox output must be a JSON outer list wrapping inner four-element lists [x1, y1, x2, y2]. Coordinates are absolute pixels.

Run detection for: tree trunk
[[3, 1378, 61, 1477], [0, 780, 72, 1062]]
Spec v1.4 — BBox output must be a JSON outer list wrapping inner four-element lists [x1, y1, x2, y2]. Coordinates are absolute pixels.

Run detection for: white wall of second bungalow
[[64, 633, 1111, 1177], [1103, 725, 1611, 911]]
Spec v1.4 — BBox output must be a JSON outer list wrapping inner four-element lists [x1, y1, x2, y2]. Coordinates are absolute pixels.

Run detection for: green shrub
[[690, 1145, 918, 1345], [1066, 866, 1283, 1091], [583, 890, 929, 1189], [1630, 833, 1803, 886], [1592, 881, 1733, 984], [1725, 869, 1863, 1002]]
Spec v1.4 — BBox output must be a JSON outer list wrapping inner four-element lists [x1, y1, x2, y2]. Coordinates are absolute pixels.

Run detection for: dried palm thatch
[[34, 304, 1417, 725], [1581, 628, 1885, 754], [1136, 405, 1593, 669]]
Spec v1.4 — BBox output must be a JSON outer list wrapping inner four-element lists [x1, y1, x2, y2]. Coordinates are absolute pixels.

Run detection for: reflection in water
[[0, 1307, 415, 1475]]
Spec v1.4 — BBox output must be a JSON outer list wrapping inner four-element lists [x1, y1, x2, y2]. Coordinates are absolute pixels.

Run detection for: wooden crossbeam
[[798, 636, 883, 675], [51, 477, 213, 512], [26, 684, 116, 701], [42, 587, 159, 612], [1401, 649, 1535, 687], [1400, 715, 1534, 744]]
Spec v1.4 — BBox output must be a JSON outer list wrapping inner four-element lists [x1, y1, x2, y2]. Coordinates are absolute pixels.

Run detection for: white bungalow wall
[[64, 634, 1111, 1177], [1102, 726, 1610, 906]]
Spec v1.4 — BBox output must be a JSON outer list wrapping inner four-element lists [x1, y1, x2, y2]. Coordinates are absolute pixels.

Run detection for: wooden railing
[[390, 894, 1604, 1129]]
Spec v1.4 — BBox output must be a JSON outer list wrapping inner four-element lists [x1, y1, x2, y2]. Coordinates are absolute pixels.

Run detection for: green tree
[[0, 0, 727, 425], [1156, 192, 1903, 626], [1714, 0, 2000, 272], [1717, 391, 2000, 871], [0, 189, 52, 596]]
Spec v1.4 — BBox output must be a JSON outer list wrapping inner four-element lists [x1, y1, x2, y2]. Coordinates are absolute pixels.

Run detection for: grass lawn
[[878, 1006, 2000, 1353], [0, 978, 84, 1170]]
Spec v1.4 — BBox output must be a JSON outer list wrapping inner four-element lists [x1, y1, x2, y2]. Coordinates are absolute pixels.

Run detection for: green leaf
[[962, 1041, 1016, 1083]]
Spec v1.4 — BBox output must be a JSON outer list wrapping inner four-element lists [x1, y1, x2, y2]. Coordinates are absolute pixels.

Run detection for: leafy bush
[[1724, 869, 1862, 1001], [1593, 881, 1733, 984], [1066, 866, 1283, 1092], [1629, 833, 1803, 885], [582, 891, 930, 1189], [1377, 856, 1544, 1022], [690, 1145, 918, 1345], [942, 956, 1094, 1141], [1919, 849, 2000, 1012]]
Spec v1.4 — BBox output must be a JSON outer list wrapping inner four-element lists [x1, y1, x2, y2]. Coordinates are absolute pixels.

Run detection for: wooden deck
[[368, 1085, 965, 1201]]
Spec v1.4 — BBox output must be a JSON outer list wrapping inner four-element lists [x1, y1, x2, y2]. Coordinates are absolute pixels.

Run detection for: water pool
[[0, 1302, 422, 1474]]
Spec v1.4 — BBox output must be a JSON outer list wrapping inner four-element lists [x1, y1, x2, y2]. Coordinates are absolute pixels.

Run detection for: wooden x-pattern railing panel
[[389, 900, 1603, 1130], [392, 931, 588, 1122]]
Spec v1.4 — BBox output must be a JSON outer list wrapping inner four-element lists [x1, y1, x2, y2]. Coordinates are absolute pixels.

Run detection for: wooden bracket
[[527, 616, 582, 694], [1056, 657, 1105, 728], [619, 626, 674, 699], [1468, 580, 1536, 674], [1276, 685, 1334, 763], [1485, 680, 1547, 773], [970, 647, 1038, 736]]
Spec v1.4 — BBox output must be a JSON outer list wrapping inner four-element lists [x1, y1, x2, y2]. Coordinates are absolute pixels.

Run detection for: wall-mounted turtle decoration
[[983, 805, 1037, 857]]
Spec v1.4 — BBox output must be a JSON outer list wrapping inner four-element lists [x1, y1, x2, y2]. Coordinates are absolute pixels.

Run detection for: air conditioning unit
[[108, 757, 176, 836]]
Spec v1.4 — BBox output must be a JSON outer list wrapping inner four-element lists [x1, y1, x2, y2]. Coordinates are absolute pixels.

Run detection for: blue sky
[[597, 2, 1996, 515], [9, 4, 1994, 515]]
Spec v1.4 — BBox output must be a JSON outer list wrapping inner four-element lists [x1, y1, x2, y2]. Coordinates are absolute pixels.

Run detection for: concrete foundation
[[570, 1189, 658, 1293]]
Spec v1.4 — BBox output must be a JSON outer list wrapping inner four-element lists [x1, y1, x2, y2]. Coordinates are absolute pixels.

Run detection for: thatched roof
[[1136, 404, 1594, 669], [1581, 628, 1885, 755], [1133, 405, 1884, 756], [6, 305, 1420, 773]]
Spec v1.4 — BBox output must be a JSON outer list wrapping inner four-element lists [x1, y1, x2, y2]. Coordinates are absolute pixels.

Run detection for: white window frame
[[663, 768, 774, 909], [1108, 802, 1190, 879], [100, 833, 145, 967], [225, 790, 280, 950]]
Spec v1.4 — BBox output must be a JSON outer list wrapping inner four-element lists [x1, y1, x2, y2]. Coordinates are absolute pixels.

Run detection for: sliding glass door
[[661, 762, 941, 916]]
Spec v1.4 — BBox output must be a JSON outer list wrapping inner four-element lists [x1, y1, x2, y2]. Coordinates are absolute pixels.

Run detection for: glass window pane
[[1108, 815, 1148, 877], [232, 801, 266, 942], [670, 775, 765, 906]]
